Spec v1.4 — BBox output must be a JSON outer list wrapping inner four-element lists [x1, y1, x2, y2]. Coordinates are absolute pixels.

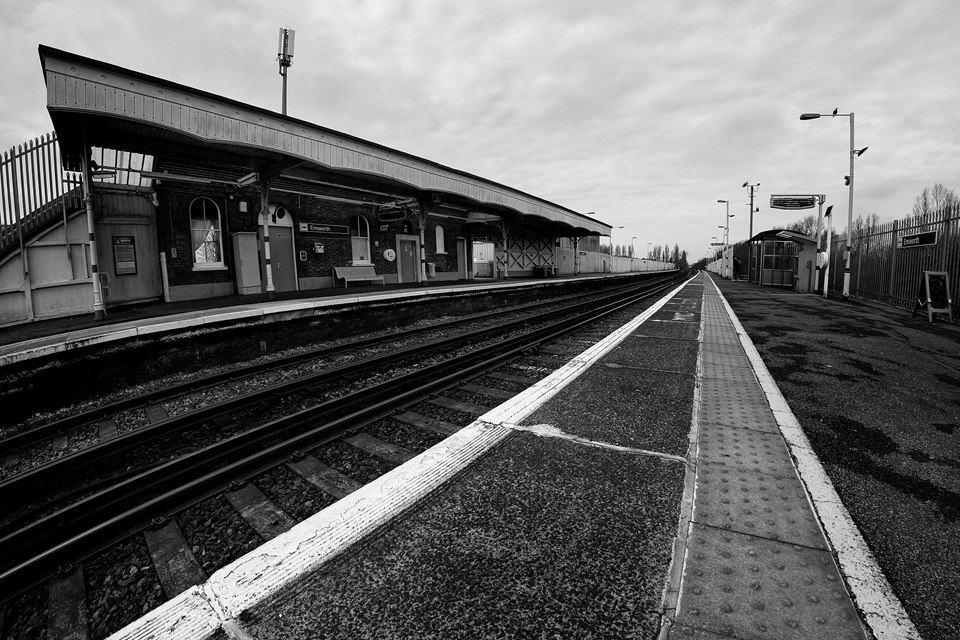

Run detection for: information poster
[[113, 236, 137, 275]]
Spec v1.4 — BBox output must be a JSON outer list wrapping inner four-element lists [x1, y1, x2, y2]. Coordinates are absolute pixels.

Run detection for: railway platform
[[103, 272, 930, 640], [0, 273, 627, 369]]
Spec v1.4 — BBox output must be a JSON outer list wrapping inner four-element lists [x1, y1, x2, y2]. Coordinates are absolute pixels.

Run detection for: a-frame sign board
[[913, 271, 953, 323]]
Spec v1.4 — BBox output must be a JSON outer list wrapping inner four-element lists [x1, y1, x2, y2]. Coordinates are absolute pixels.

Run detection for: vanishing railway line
[[0, 273, 683, 639]]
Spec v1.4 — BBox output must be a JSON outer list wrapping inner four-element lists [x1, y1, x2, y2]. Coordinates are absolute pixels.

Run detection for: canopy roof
[[39, 45, 610, 238]]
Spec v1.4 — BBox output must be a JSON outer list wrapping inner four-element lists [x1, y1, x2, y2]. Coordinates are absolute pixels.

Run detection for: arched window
[[189, 197, 223, 268], [350, 215, 371, 265], [435, 224, 446, 254]]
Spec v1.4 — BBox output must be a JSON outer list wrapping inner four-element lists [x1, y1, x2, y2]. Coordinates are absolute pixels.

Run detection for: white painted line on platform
[[708, 276, 921, 640], [500, 422, 687, 463], [107, 275, 695, 640]]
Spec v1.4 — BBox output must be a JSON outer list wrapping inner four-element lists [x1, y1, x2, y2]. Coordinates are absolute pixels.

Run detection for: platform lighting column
[[717, 200, 732, 279], [800, 111, 866, 301], [742, 182, 759, 239], [631, 236, 637, 260], [610, 225, 624, 256]]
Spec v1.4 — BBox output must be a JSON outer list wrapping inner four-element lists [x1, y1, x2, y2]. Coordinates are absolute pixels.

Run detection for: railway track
[[0, 273, 684, 639]]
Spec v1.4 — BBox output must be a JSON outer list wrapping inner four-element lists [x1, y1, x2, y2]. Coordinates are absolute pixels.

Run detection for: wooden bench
[[334, 266, 385, 288]]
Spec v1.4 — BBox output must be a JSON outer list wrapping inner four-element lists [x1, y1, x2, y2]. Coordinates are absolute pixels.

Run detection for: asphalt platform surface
[[234, 279, 702, 639], [714, 277, 960, 640]]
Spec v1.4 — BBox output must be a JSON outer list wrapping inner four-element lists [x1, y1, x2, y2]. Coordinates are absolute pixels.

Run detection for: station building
[[1, 46, 670, 326]]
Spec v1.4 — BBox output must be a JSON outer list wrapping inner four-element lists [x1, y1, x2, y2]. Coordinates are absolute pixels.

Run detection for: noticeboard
[[113, 236, 137, 275], [912, 270, 953, 323]]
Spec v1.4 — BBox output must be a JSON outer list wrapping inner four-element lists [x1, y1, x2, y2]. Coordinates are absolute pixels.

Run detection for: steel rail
[[0, 279, 649, 451], [0, 276, 674, 518], [0, 275, 683, 595]]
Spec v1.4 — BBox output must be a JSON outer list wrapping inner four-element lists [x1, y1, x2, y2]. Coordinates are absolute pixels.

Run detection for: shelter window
[[435, 225, 447, 254], [350, 215, 371, 265], [190, 197, 224, 269]]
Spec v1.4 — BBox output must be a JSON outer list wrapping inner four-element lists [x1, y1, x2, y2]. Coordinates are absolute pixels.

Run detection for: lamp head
[[855, 147, 868, 157], [800, 113, 821, 120]]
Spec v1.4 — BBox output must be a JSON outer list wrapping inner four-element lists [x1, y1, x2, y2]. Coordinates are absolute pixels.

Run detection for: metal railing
[[825, 205, 959, 320], [1, 133, 154, 258], [0, 133, 83, 258]]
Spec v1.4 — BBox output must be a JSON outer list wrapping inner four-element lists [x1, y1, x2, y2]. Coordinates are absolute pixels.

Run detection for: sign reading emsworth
[[898, 231, 938, 249], [770, 195, 817, 210]]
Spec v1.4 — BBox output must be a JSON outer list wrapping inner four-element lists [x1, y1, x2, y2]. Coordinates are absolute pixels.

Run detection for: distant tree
[[785, 215, 818, 236], [913, 183, 958, 218]]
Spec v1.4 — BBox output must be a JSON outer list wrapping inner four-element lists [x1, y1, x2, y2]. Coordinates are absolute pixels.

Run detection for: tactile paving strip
[[676, 524, 865, 640], [700, 360, 756, 382], [700, 349, 752, 369], [693, 463, 827, 549], [697, 377, 779, 433], [697, 427, 796, 477]]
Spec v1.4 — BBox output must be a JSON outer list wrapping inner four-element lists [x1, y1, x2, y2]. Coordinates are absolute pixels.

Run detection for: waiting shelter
[[746, 229, 819, 293]]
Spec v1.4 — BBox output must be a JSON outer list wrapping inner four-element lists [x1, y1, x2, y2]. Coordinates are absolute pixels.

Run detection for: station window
[[190, 197, 223, 269], [435, 224, 446, 254], [350, 215, 371, 265]]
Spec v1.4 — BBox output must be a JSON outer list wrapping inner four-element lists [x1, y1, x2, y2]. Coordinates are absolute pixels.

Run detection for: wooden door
[[399, 239, 418, 283], [270, 226, 297, 292]]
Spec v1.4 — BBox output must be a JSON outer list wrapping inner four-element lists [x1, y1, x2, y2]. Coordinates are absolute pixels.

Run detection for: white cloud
[[2, 0, 959, 259]]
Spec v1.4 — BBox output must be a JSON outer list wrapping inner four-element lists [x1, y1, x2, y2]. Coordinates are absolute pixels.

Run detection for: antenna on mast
[[278, 27, 295, 115]]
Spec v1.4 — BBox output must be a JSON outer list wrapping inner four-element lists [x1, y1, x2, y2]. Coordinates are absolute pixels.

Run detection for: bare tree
[[913, 183, 958, 217], [785, 215, 818, 236]]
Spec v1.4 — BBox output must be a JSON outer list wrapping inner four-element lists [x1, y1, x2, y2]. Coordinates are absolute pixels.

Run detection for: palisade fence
[[0, 133, 84, 259], [824, 205, 959, 320]]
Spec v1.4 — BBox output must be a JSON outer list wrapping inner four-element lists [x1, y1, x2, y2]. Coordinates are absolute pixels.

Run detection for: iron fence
[[825, 206, 959, 321]]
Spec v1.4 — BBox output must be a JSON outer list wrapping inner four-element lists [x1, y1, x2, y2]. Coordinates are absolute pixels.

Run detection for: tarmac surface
[[714, 277, 960, 640]]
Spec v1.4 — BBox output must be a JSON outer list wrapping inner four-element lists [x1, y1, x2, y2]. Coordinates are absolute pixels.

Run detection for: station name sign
[[770, 195, 817, 210], [298, 223, 348, 235], [898, 230, 937, 249]]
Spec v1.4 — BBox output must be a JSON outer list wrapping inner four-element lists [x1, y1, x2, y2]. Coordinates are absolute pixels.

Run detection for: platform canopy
[[38, 45, 609, 239]]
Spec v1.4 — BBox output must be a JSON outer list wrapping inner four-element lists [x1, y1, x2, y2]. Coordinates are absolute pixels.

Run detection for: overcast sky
[[2, 0, 958, 260]]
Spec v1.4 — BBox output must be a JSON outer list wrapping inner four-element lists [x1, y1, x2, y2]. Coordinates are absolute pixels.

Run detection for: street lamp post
[[610, 226, 624, 256], [741, 182, 759, 239], [630, 236, 637, 259], [717, 200, 735, 279], [800, 110, 866, 300]]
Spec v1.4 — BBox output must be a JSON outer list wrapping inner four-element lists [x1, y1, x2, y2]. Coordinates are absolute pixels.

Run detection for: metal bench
[[333, 265, 385, 288]]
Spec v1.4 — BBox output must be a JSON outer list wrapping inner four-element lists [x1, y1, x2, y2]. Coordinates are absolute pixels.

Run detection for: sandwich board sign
[[912, 270, 953, 323]]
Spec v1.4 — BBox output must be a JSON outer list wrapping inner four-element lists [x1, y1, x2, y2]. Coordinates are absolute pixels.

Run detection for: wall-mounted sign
[[898, 230, 937, 249], [383, 248, 397, 262], [113, 236, 137, 275], [770, 195, 817, 210], [298, 222, 348, 235]]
